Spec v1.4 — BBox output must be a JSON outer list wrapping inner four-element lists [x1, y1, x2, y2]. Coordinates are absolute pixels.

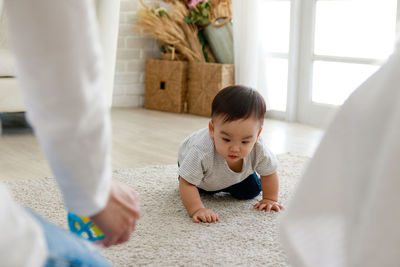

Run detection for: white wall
[[113, 0, 161, 107]]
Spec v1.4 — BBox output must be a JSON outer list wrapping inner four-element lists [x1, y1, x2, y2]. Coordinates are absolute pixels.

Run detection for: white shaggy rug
[[6, 153, 309, 266]]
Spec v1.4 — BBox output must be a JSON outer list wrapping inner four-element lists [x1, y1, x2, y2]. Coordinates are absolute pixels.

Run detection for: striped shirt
[[178, 128, 278, 191]]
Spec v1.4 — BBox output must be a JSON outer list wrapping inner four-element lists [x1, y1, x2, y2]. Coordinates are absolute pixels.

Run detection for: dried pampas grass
[[135, 0, 205, 62], [169, 1, 205, 61]]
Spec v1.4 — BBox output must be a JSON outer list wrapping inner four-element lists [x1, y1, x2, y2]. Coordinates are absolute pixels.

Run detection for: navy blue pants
[[198, 173, 262, 200]]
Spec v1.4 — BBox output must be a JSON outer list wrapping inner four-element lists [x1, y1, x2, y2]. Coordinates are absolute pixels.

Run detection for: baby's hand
[[254, 199, 284, 212], [192, 208, 219, 223]]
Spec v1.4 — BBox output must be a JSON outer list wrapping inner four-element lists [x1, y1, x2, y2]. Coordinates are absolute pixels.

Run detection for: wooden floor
[[0, 108, 323, 181]]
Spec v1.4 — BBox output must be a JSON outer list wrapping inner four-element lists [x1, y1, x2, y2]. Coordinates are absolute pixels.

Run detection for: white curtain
[[232, 0, 272, 110], [232, 0, 262, 89]]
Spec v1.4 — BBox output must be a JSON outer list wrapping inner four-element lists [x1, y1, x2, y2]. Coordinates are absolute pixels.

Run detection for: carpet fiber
[[6, 153, 309, 266]]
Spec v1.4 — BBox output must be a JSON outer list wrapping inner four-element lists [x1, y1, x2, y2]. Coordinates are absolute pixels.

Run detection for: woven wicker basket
[[187, 62, 234, 117], [145, 59, 188, 113]]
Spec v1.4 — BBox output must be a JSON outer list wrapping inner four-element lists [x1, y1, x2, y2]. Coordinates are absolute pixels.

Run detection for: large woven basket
[[187, 62, 234, 117], [145, 59, 188, 113]]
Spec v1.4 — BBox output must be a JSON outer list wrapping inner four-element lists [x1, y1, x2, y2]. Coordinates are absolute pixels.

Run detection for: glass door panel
[[260, 1, 291, 53], [314, 0, 397, 59], [312, 61, 380, 105], [265, 57, 288, 110]]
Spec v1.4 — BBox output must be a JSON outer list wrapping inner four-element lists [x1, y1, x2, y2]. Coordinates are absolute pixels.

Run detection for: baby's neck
[[228, 159, 243, 173]]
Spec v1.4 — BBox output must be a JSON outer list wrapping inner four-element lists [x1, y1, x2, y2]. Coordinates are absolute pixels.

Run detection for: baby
[[178, 85, 283, 223]]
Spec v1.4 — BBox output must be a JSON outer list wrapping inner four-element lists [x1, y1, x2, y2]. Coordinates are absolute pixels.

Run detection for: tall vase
[[202, 19, 234, 64]]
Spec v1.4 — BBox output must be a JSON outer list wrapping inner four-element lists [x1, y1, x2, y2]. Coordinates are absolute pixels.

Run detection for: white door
[[297, 0, 399, 127], [258, 0, 399, 128]]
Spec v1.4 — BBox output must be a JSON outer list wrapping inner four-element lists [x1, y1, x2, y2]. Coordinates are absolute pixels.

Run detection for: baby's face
[[209, 116, 262, 166]]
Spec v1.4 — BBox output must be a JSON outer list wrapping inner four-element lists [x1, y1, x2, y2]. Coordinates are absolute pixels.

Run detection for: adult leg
[[27, 209, 110, 267], [4, 0, 111, 216], [4, 0, 114, 261]]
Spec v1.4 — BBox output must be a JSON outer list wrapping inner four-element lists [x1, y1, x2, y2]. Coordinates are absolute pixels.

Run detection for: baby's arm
[[254, 172, 284, 212], [179, 177, 219, 223]]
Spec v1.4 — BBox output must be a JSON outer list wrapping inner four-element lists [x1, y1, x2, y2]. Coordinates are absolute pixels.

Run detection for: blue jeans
[[198, 173, 262, 200], [27, 209, 110, 267]]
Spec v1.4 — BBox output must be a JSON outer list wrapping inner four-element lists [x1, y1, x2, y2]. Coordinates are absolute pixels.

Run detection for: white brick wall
[[113, 0, 161, 107]]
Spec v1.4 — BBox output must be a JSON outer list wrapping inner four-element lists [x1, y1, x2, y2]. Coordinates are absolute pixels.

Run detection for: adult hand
[[90, 181, 141, 247], [254, 199, 284, 212], [192, 208, 219, 223]]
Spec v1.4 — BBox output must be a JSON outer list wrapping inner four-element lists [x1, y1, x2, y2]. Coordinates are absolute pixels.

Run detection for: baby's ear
[[208, 120, 214, 138]]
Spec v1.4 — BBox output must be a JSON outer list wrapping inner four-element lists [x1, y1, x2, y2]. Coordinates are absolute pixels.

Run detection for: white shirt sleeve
[[0, 183, 47, 267], [178, 147, 206, 186], [4, 0, 111, 216], [254, 137, 278, 176], [280, 50, 400, 267]]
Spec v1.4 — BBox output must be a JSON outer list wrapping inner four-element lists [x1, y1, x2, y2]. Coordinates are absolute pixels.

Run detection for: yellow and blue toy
[[68, 212, 105, 242]]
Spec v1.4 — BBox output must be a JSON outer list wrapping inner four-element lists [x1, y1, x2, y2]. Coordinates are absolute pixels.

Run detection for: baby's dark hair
[[211, 85, 266, 123]]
